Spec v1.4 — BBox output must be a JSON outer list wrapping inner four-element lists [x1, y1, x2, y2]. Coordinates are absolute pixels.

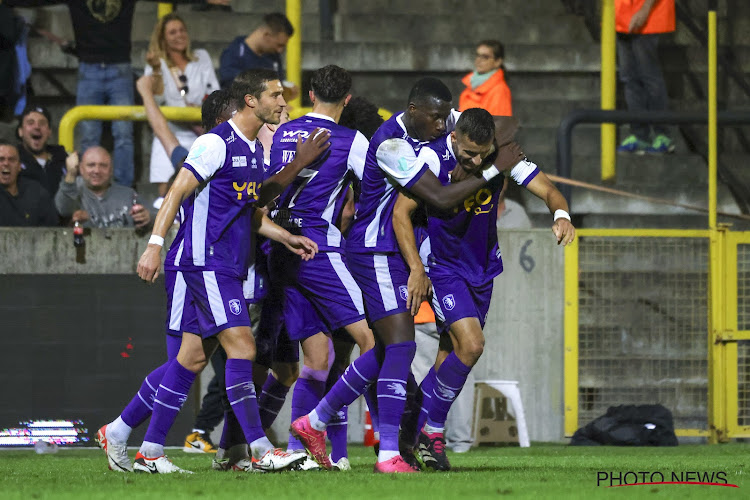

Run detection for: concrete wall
[[0, 227, 566, 444]]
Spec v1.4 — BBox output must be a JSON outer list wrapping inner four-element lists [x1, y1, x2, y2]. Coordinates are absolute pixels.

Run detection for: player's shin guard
[[287, 366, 327, 450], [258, 374, 290, 429], [427, 353, 471, 429], [377, 342, 416, 453], [120, 361, 170, 430], [142, 360, 196, 451], [314, 348, 379, 424], [225, 358, 265, 445]]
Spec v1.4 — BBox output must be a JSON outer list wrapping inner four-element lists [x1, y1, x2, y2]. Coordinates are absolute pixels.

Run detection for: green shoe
[[647, 134, 675, 154], [617, 134, 649, 154]]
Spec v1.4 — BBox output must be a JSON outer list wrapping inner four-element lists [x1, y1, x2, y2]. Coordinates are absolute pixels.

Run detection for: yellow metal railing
[[600, 0, 616, 182], [157, 3, 173, 18], [286, 0, 303, 110]]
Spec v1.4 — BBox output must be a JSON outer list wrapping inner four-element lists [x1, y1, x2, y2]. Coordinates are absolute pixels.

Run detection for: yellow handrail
[[286, 0, 302, 110], [289, 107, 393, 121], [157, 2, 173, 18], [58, 105, 200, 153], [600, 0, 617, 182]]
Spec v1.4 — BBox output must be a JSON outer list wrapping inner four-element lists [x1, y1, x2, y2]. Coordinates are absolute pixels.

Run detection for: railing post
[[286, 0, 303, 110], [563, 237, 580, 437], [157, 3, 173, 18], [600, 0, 617, 182]]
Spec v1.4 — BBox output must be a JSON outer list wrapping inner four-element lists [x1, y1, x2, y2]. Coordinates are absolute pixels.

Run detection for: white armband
[[554, 209, 571, 222], [482, 165, 501, 182], [148, 234, 165, 247]]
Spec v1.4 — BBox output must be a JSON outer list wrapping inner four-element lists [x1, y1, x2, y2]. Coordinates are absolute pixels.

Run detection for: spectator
[[144, 13, 219, 208], [615, 0, 675, 154], [55, 146, 151, 229], [5, 1, 178, 188], [16, 105, 66, 197], [458, 40, 512, 116], [218, 13, 299, 101], [0, 142, 58, 226]]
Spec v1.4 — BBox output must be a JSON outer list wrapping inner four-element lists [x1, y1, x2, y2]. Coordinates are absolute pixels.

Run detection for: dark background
[[0, 275, 197, 446]]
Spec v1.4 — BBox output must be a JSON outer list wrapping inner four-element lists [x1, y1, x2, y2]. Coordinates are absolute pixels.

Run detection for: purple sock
[[398, 371, 422, 447], [143, 360, 196, 446], [219, 410, 246, 450], [120, 361, 169, 428], [288, 366, 327, 450], [427, 353, 471, 429], [377, 342, 416, 452], [413, 366, 437, 441], [258, 374, 290, 429], [226, 358, 265, 444], [314, 348, 379, 424], [325, 361, 347, 460]]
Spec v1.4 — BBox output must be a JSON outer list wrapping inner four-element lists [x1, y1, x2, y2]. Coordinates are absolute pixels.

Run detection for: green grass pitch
[[0, 443, 747, 499]]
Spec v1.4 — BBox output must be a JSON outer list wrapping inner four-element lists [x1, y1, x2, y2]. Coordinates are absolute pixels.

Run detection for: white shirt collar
[[228, 119, 256, 152], [305, 112, 336, 123]]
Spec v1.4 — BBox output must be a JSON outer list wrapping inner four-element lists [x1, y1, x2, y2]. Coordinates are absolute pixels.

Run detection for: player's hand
[[285, 235, 318, 261], [552, 218, 576, 246], [131, 204, 151, 228], [406, 268, 432, 316], [493, 141, 525, 172], [628, 7, 650, 32], [450, 164, 470, 183], [294, 128, 331, 167], [137, 244, 162, 283]]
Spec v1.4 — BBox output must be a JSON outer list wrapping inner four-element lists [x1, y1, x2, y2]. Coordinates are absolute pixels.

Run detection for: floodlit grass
[[0, 443, 746, 499]]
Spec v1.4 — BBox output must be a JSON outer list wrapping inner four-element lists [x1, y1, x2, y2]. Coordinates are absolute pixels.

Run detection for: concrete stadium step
[[334, 0, 570, 16], [333, 13, 589, 44]]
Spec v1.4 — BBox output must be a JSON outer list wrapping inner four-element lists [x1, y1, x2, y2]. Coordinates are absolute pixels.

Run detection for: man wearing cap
[[16, 105, 68, 198]]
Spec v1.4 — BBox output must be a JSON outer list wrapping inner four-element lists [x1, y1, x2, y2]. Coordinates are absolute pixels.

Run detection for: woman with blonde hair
[[458, 40, 512, 117], [145, 13, 220, 207]]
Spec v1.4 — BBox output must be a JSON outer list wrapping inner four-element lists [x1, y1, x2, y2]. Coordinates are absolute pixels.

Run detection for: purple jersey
[[165, 120, 265, 278], [426, 135, 540, 286], [269, 113, 367, 252], [346, 111, 458, 254]]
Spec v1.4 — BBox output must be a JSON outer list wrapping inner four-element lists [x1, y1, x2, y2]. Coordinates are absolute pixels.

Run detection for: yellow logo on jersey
[[233, 181, 261, 201], [462, 188, 494, 215]]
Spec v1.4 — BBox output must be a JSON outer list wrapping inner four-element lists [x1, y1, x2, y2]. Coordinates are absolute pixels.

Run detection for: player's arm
[[338, 185, 355, 234], [257, 128, 331, 208], [524, 169, 576, 246], [137, 168, 200, 282], [137, 75, 181, 161], [251, 210, 318, 261], [393, 192, 431, 315]]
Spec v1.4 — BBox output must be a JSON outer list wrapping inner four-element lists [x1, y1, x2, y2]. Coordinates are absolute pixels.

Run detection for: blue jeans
[[617, 33, 670, 141], [76, 62, 135, 187]]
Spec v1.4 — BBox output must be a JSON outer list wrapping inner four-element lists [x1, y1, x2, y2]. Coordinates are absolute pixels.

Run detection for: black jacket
[[0, 177, 59, 226], [18, 144, 67, 197]]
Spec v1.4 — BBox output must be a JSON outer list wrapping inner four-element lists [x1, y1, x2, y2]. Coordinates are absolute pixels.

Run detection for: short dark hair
[[310, 65, 352, 104], [339, 96, 383, 140], [455, 108, 495, 145], [407, 77, 452, 106], [0, 141, 19, 154], [263, 13, 294, 36], [202, 89, 233, 131], [478, 39, 504, 60], [231, 68, 280, 110]]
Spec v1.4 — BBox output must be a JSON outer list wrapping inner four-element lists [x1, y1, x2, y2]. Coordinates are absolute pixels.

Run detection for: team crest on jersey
[[442, 294, 456, 311], [282, 150, 296, 164], [251, 157, 257, 169], [232, 156, 247, 167], [399, 285, 408, 301], [228, 299, 242, 316], [87, 0, 121, 23]]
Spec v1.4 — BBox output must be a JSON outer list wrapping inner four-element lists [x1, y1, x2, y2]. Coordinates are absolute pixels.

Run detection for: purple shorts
[[430, 271, 494, 335], [346, 251, 410, 323], [165, 269, 251, 339], [271, 248, 366, 341]]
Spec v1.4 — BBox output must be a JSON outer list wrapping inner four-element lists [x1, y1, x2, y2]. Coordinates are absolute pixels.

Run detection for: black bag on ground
[[570, 404, 678, 446]]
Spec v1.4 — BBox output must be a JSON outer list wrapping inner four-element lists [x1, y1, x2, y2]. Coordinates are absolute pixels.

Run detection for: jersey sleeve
[[268, 128, 289, 177], [182, 133, 227, 183], [509, 158, 540, 187], [446, 109, 461, 133], [375, 138, 432, 189], [347, 131, 369, 181]]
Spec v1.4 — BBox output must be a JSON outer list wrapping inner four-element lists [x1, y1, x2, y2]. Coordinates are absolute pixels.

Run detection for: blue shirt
[[269, 113, 368, 252], [219, 36, 284, 88], [165, 119, 266, 278]]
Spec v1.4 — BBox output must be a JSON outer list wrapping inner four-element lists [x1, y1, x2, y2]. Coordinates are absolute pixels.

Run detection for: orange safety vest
[[414, 301, 436, 325], [459, 69, 512, 117], [615, 0, 675, 34]]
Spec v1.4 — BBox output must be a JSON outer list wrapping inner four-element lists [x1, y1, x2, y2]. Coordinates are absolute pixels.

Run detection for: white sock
[[424, 423, 444, 435], [215, 447, 226, 460], [191, 428, 205, 434], [139, 441, 164, 459], [377, 450, 399, 462], [249, 437, 274, 459], [107, 416, 132, 444], [309, 410, 327, 431]]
